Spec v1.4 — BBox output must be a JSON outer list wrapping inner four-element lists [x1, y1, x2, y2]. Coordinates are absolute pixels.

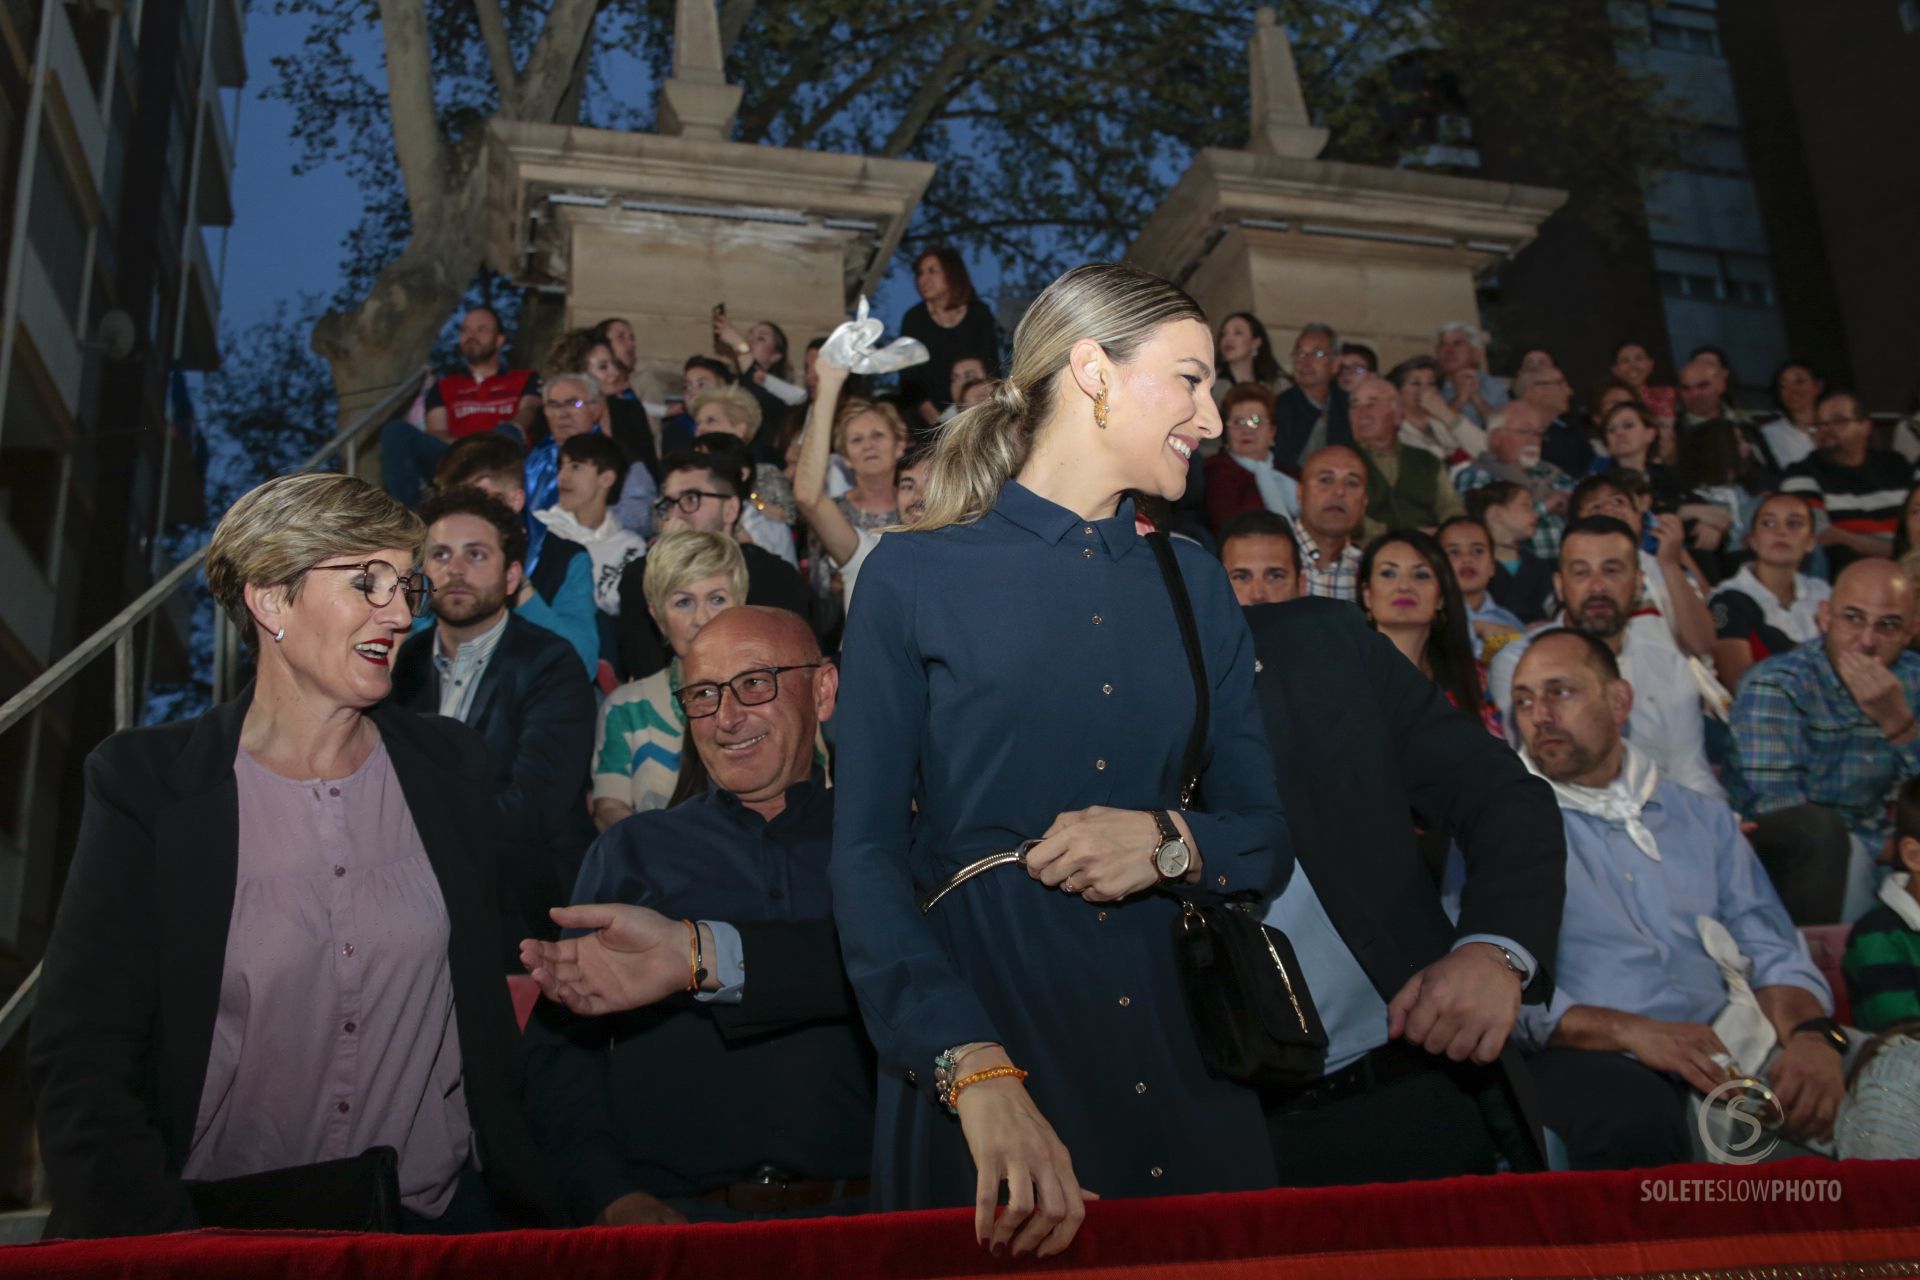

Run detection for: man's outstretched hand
[[520, 903, 692, 1016]]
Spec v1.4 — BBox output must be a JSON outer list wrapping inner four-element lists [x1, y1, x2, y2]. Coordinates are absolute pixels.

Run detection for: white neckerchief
[[1528, 741, 1664, 861], [1720, 564, 1829, 647], [1881, 872, 1920, 932], [533, 504, 615, 544], [1698, 915, 1776, 1076], [1230, 453, 1299, 517]]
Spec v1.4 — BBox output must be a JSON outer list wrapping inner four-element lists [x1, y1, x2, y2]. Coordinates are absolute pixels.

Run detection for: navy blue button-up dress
[[830, 482, 1293, 1207]]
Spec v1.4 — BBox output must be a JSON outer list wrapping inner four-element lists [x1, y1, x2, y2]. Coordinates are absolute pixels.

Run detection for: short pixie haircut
[[690, 385, 762, 434], [207, 473, 424, 655], [641, 529, 749, 618]]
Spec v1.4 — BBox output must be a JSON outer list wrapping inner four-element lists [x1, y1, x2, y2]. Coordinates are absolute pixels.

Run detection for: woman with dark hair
[[1676, 417, 1764, 562], [899, 245, 1002, 429], [1758, 359, 1826, 469], [1211, 312, 1285, 407], [711, 313, 808, 415], [1609, 340, 1677, 426], [1894, 482, 1920, 560], [1359, 529, 1498, 737]]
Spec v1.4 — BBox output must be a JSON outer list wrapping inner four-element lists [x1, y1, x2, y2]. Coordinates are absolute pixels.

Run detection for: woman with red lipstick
[[29, 473, 561, 1237], [1359, 528, 1498, 737]]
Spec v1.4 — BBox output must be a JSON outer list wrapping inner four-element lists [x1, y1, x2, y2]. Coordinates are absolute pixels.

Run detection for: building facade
[[0, 0, 242, 1008]]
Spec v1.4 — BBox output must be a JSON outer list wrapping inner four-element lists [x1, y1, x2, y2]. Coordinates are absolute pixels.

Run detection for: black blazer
[[389, 612, 597, 964], [27, 691, 564, 1238], [1247, 601, 1566, 1155]]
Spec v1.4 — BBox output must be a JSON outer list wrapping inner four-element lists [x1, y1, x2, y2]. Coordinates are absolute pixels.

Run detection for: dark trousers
[[1747, 804, 1852, 925], [1527, 1048, 1692, 1171], [1261, 1043, 1507, 1186]]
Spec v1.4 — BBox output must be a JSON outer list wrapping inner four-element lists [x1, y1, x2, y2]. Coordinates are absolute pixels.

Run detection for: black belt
[[1263, 1040, 1439, 1113]]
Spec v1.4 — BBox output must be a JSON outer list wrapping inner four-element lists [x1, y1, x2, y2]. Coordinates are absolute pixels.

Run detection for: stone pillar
[[655, 0, 742, 142], [1128, 10, 1564, 369]]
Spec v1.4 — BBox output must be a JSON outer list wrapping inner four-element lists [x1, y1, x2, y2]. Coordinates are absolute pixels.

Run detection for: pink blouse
[[180, 739, 471, 1217]]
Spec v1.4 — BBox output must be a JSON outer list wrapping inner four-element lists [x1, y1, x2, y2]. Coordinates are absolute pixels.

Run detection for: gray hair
[[549, 371, 603, 404], [1435, 320, 1487, 349], [1297, 321, 1339, 349]]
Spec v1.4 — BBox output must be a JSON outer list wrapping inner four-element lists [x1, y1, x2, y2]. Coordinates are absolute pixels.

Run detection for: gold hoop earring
[[1093, 386, 1110, 430]]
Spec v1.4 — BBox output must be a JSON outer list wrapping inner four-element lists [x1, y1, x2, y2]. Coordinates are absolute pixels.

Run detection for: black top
[[614, 542, 814, 682], [605, 395, 659, 482], [1542, 415, 1595, 479], [898, 298, 1001, 424], [522, 777, 872, 1216], [390, 613, 598, 965], [1272, 385, 1352, 469], [1489, 549, 1556, 623], [1244, 599, 1565, 1166], [28, 691, 565, 1238]]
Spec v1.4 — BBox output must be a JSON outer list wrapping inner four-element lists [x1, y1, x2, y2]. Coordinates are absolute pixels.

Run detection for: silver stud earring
[[273, 627, 286, 643]]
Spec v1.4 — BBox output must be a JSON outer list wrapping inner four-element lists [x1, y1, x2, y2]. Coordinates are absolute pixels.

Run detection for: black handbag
[[1146, 532, 1329, 1087], [185, 1145, 404, 1232]]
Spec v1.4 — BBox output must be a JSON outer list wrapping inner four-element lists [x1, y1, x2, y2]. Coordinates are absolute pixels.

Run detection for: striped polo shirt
[[1780, 448, 1914, 539]]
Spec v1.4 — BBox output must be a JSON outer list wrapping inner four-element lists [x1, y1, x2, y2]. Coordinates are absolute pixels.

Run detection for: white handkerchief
[[819, 296, 930, 376]]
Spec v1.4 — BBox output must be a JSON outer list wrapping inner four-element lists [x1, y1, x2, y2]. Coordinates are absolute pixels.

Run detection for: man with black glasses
[[1780, 389, 1916, 576], [615, 452, 811, 678], [521, 607, 874, 1225]]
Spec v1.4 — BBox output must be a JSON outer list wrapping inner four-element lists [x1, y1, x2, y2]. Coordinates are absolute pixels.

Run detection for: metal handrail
[[0, 370, 427, 1044]]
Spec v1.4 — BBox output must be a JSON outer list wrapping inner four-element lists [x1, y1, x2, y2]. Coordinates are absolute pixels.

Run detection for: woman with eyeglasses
[[28, 473, 563, 1238], [1200, 381, 1300, 536]]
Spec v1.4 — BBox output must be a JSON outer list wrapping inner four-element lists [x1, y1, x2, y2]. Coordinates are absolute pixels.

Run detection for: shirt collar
[[709, 764, 830, 821], [435, 609, 510, 667], [992, 481, 1138, 561]]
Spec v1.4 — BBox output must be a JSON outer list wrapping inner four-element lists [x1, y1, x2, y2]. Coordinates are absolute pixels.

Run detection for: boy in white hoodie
[[535, 433, 647, 615]]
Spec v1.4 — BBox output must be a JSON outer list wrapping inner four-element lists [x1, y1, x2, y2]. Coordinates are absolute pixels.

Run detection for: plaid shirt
[[1292, 520, 1362, 602], [1726, 641, 1920, 839], [1453, 458, 1572, 560]]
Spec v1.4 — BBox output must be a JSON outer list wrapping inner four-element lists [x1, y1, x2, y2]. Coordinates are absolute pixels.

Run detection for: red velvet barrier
[[9, 1157, 1918, 1279]]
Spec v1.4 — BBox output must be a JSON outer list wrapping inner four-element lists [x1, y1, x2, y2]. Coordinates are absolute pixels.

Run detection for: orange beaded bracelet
[[948, 1065, 1029, 1108]]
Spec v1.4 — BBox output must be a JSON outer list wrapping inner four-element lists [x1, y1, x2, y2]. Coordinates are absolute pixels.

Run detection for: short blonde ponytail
[[913, 263, 1205, 531]]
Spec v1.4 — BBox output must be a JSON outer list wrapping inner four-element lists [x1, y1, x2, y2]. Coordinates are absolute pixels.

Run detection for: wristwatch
[[735, 341, 751, 356], [1150, 810, 1191, 881], [1482, 943, 1529, 981], [1792, 1016, 1848, 1055]]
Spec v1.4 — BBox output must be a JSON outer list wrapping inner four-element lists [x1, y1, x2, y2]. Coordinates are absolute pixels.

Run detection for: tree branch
[[375, 0, 447, 223], [517, 0, 602, 123], [881, 0, 997, 157], [472, 0, 522, 115], [787, 32, 933, 149], [737, 18, 843, 142]]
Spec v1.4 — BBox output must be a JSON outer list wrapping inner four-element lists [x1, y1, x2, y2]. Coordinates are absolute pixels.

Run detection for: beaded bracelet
[[948, 1065, 1028, 1110], [683, 919, 708, 992], [934, 1041, 998, 1113]]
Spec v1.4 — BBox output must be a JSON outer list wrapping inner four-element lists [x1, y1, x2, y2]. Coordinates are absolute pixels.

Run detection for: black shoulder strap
[[1145, 531, 1208, 808]]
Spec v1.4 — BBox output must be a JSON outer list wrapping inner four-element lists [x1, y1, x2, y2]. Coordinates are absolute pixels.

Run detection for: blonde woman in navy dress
[[831, 264, 1293, 1258]]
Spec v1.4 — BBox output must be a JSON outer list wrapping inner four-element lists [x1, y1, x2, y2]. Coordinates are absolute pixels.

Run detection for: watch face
[[1155, 840, 1190, 879]]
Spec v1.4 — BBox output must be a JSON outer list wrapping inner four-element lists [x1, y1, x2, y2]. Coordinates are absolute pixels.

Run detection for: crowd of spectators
[[27, 249, 1920, 1247]]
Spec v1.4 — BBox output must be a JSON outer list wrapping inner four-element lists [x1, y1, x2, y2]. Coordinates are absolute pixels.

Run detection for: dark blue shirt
[[522, 775, 873, 1214], [830, 481, 1291, 1204]]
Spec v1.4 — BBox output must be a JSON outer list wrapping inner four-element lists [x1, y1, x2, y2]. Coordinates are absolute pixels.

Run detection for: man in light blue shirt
[[1247, 598, 1566, 1185], [1508, 630, 1845, 1170]]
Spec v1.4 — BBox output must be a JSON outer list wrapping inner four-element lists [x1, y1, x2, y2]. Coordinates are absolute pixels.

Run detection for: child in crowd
[[1437, 515, 1524, 660], [533, 433, 647, 616], [1844, 775, 1920, 1032], [1465, 481, 1553, 623]]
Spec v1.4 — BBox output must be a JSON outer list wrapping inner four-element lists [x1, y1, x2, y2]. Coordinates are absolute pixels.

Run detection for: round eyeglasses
[[673, 664, 822, 719], [653, 489, 733, 517], [307, 560, 434, 618]]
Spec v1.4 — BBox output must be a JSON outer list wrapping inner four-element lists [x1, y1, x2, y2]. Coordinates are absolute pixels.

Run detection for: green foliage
[[265, 0, 1678, 311]]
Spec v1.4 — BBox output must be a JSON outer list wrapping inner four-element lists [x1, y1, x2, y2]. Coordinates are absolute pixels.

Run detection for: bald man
[[1348, 375, 1463, 542], [1730, 560, 1920, 923], [1452, 401, 1577, 561], [521, 607, 875, 1224], [1294, 445, 1369, 601]]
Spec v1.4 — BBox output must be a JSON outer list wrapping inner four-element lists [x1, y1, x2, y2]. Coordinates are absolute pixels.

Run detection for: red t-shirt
[[426, 367, 540, 438]]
